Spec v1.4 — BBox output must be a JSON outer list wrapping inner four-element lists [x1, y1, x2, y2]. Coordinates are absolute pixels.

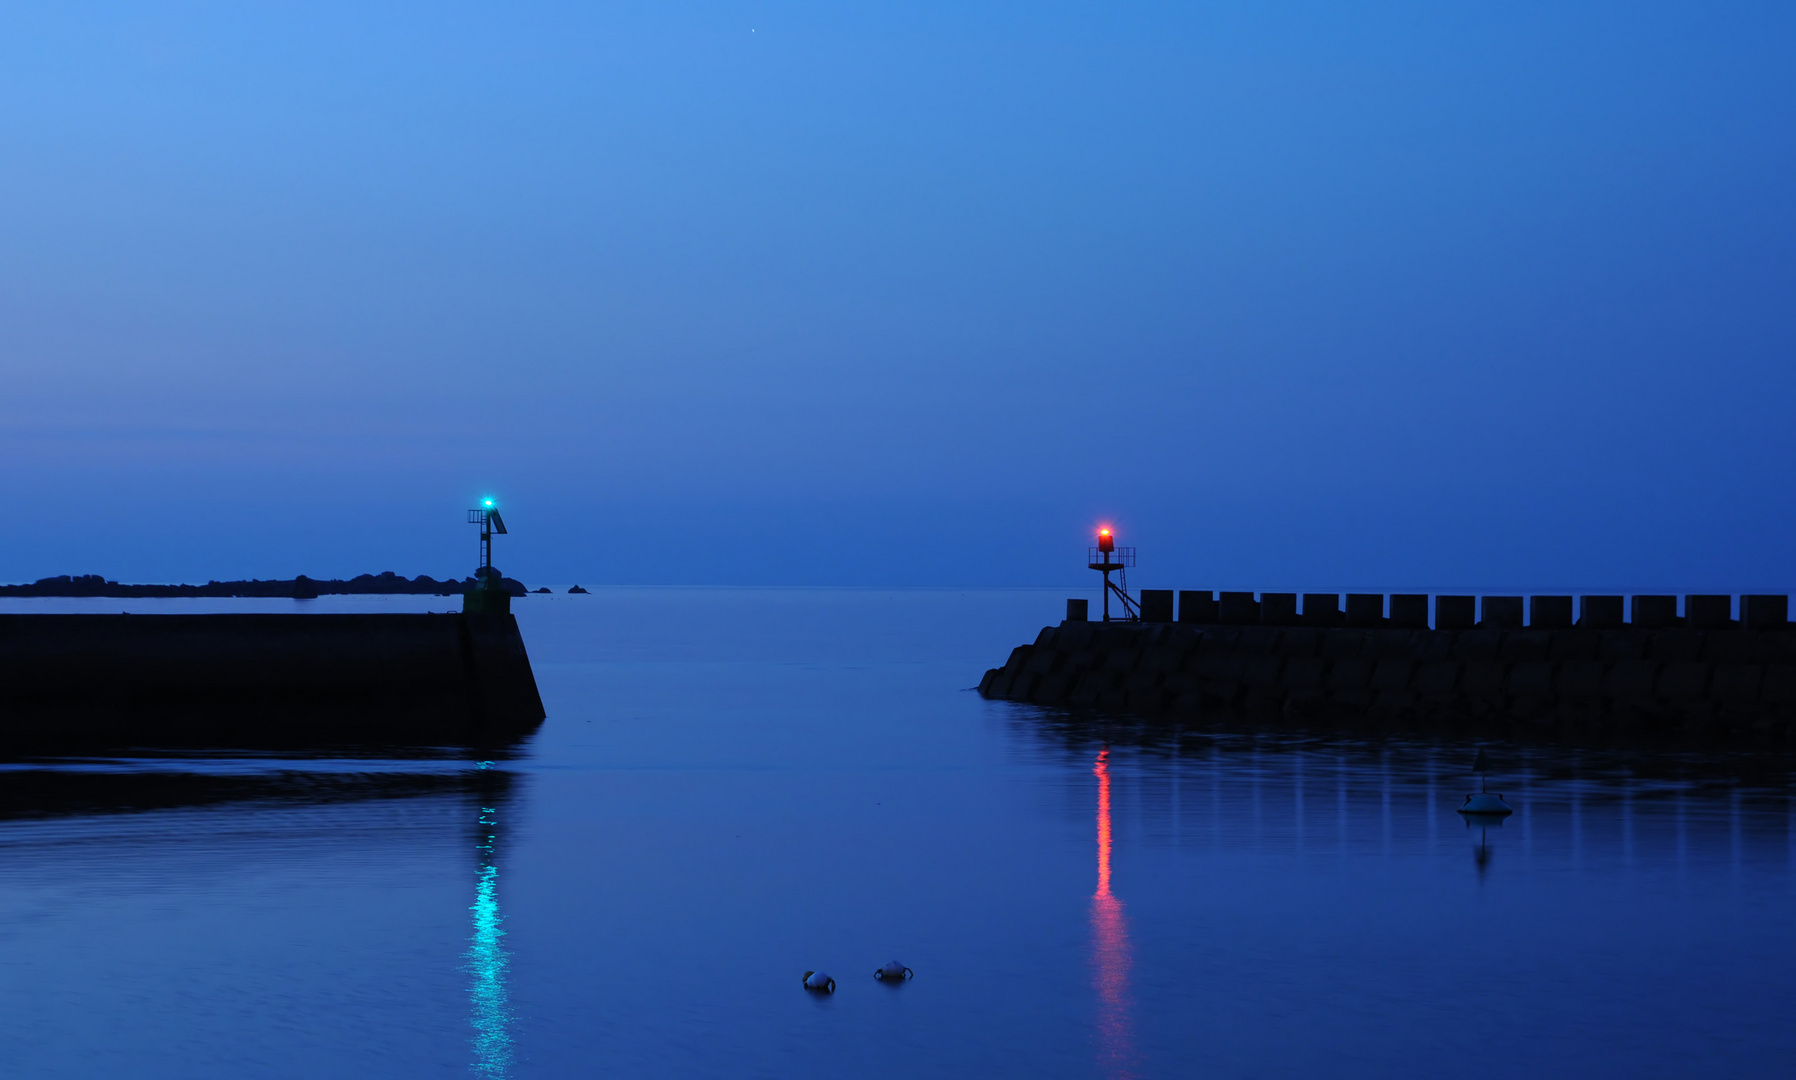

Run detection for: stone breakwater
[[979, 592, 1796, 740]]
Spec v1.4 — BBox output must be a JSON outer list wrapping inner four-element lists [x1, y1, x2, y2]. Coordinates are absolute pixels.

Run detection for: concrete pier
[[0, 612, 545, 748], [980, 591, 1796, 741]]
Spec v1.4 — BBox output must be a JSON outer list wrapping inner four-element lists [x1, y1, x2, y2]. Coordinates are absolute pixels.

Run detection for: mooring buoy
[[1459, 791, 1513, 815], [874, 961, 914, 981], [1458, 748, 1513, 817], [802, 970, 836, 993]]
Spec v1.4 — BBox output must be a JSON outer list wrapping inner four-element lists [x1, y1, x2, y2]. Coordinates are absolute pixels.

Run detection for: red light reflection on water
[[1091, 747, 1138, 1078]]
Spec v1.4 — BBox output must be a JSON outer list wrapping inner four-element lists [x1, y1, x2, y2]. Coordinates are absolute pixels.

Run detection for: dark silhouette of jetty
[[0, 570, 543, 750], [0, 500, 547, 749], [983, 590, 1796, 745], [0, 571, 526, 600], [0, 610, 544, 750]]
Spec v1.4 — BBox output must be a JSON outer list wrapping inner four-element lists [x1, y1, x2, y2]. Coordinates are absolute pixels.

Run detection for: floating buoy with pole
[[1458, 748, 1513, 817]]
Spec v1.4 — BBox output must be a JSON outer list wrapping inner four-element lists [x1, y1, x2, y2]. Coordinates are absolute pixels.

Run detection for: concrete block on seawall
[[1687, 595, 1733, 629], [1580, 596, 1624, 628], [1389, 595, 1428, 628], [1632, 596, 1679, 628], [1220, 592, 1259, 624], [1345, 594, 1384, 627], [1530, 596, 1573, 629], [1302, 594, 1341, 627], [1178, 591, 1216, 623], [1743, 595, 1789, 628], [1260, 593, 1297, 626], [1480, 597, 1523, 629], [1067, 598, 1089, 622], [1139, 590, 1174, 623], [1436, 596, 1476, 631]]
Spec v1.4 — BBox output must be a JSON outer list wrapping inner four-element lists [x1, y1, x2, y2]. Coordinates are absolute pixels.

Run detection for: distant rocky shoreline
[[0, 572, 528, 599]]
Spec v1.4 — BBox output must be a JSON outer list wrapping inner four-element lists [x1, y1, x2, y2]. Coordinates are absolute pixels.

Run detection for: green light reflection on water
[[468, 791, 512, 1077]]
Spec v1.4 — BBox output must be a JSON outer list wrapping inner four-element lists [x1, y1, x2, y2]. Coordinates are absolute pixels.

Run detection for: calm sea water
[[2, 589, 1795, 1078]]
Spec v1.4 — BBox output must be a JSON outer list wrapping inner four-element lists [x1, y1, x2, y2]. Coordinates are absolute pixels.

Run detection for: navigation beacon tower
[[1088, 527, 1140, 622], [468, 498, 508, 579], [465, 498, 512, 615]]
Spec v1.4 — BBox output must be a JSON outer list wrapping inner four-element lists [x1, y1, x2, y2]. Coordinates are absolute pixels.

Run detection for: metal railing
[[1088, 546, 1136, 567]]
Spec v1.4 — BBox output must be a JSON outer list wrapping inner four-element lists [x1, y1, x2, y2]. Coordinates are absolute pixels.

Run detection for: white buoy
[[874, 961, 914, 981], [802, 970, 836, 993]]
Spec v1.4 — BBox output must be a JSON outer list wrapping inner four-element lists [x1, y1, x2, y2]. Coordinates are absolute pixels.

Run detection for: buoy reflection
[[1091, 747, 1138, 1078], [468, 767, 513, 1078]]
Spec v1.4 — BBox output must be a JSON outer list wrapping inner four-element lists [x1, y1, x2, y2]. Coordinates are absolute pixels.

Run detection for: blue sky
[[2, 1, 1792, 590]]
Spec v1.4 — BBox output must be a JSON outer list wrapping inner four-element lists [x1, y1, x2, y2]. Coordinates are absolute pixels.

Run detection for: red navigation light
[[1097, 528, 1115, 554]]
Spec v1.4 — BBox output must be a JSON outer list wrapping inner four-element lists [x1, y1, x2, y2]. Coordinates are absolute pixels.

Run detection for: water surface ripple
[[1, 590, 1793, 1077]]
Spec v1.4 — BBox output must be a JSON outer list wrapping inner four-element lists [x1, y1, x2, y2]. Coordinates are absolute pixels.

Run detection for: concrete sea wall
[[0, 612, 545, 748], [980, 591, 1796, 741]]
